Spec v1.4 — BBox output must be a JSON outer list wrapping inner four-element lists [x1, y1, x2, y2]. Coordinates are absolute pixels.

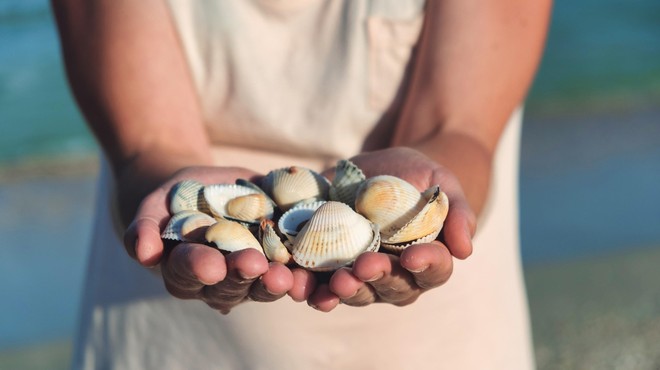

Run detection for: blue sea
[[1, 0, 659, 356]]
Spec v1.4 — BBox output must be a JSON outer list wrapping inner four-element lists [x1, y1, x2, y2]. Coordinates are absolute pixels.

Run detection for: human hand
[[307, 147, 476, 311], [122, 166, 299, 313]]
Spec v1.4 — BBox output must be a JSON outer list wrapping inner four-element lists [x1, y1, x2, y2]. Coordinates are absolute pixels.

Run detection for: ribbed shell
[[384, 186, 449, 244], [277, 201, 326, 243], [259, 219, 292, 264], [168, 180, 210, 214], [261, 166, 330, 211], [292, 201, 380, 271], [355, 175, 426, 238], [205, 218, 264, 254], [161, 210, 216, 242], [226, 193, 274, 223], [329, 159, 366, 207], [204, 184, 274, 223]]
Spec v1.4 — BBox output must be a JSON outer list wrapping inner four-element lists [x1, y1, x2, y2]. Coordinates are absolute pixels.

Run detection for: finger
[[248, 263, 294, 302], [123, 187, 170, 266], [288, 268, 317, 302], [202, 249, 269, 310], [433, 170, 476, 260], [329, 268, 377, 307], [306, 284, 341, 312], [161, 243, 227, 299], [399, 243, 453, 290], [352, 252, 421, 305]]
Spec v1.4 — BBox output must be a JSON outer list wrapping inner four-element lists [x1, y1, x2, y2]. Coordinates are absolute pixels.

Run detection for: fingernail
[[365, 272, 384, 282], [408, 265, 429, 274], [308, 302, 319, 310], [239, 271, 260, 280]]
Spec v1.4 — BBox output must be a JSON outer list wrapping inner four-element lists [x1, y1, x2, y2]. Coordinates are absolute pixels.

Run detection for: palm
[[307, 147, 475, 311]]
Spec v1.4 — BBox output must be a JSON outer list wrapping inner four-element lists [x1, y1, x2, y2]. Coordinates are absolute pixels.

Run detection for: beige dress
[[73, 1, 534, 369]]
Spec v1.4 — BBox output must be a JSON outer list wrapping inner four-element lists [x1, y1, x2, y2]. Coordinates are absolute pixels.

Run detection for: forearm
[[394, 0, 552, 215], [51, 0, 212, 221]]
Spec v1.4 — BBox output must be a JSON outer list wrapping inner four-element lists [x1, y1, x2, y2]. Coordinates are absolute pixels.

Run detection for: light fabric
[[73, 1, 534, 369]]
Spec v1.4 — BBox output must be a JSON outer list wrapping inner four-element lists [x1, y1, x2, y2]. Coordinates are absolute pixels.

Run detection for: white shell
[[261, 166, 330, 211], [161, 210, 216, 242], [277, 201, 326, 243], [329, 159, 366, 207], [169, 180, 209, 214], [205, 218, 264, 254], [291, 201, 380, 271], [259, 219, 292, 264], [204, 184, 274, 224]]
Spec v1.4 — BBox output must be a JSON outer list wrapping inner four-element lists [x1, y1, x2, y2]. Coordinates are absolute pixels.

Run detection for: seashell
[[161, 210, 217, 242], [205, 218, 264, 254], [291, 201, 380, 271], [329, 159, 366, 207], [168, 180, 210, 214], [204, 184, 275, 224], [261, 166, 330, 211], [259, 219, 293, 264], [355, 176, 449, 250], [277, 201, 326, 243], [226, 193, 275, 223]]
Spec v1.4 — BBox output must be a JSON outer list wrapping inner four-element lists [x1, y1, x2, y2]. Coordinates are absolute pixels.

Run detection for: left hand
[[306, 147, 476, 311]]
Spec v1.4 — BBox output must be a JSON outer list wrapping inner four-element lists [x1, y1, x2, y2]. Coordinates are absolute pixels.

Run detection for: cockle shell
[[277, 201, 326, 243], [168, 180, 210, 214], [259, 219, 293, 264], [204, 184, 275, 224], [355, 175, 449, 251], [161, 210, 217, 242], [205, 218, 264, 254], [261, 166, 330, 211], [291, 201, 380, 271], [329, 159, 366, 207]]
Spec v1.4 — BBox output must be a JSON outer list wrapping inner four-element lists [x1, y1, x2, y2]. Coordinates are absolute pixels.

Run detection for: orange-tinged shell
[[226, 193, 275, 223], [161, 210, 217, 242], [292, 201, 380, 271], [356, 176, 449, 249], [205, 218, 264, 254], [261, 166, 330, 211], [204, 184, 274, 224], [259, 219, 292, 264]]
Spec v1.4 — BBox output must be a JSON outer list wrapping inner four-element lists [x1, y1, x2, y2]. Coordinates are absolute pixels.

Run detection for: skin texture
[[51, 0, 552, 313]]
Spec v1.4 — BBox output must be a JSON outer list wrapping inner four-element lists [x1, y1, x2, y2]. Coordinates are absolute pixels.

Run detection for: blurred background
[[1, 0, 659, 369]]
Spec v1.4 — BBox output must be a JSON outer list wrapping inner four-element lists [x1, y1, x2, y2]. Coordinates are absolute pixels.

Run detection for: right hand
[[122, 166, 316, 314]]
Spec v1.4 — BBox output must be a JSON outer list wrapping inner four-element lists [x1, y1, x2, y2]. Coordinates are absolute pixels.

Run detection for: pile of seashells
[[161, 160, 449, 271]]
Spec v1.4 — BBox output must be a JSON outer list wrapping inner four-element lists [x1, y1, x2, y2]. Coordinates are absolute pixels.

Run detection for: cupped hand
[[122, 166, 302, 313], [307, 147, 476, 311]]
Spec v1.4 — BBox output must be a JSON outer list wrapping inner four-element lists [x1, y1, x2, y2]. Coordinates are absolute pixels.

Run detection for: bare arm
[[319, 0, 552, 310], [51, 0, 212, 224], [51, 0, 294, 313], [398, 0, 553, 214]]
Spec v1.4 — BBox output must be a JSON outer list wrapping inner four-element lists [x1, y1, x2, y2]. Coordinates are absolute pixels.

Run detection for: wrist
[[113, 148, 213, 226], [410, 131, 493, 217]]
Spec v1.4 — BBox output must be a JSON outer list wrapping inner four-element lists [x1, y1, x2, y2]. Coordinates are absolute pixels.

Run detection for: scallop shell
[[277, 201, 326, 243], [259, 219, 293, 264], [329, 159, 366, 207], [205, 218, 264, 254], [355, 176, 449, 247], [291, 201, 380, 271], [261, 166, 330, 211], [204, 184, 275, 224], [161, 210, 217, 242], [168, 180, 210, 214]]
